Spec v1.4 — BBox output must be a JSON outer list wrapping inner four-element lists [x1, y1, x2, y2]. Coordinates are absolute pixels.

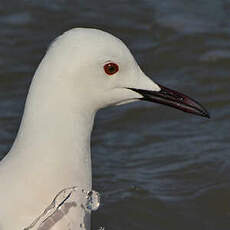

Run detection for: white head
[[32, 28, 209, 117], [40, 28, 159, 109]]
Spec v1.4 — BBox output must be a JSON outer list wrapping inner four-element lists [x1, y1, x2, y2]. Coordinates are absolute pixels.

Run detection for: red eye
[[104, 62, 119, 76]]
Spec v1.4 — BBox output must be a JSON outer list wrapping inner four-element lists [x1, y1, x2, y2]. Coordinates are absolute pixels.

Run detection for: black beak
[[128, 84, 210, 118]]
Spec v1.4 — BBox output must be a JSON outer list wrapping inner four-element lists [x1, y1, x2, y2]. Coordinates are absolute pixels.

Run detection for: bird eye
[[104, 62, 119, 76]]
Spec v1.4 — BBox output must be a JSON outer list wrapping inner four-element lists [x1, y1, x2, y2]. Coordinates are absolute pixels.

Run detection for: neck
[[7, 55, 96, 190]]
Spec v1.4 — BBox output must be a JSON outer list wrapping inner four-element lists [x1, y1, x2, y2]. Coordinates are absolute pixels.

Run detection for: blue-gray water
[[0, 0, 229, 229]]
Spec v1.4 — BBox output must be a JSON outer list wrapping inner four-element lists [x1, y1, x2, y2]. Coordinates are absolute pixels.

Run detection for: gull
[[0, 28, 209, 230]]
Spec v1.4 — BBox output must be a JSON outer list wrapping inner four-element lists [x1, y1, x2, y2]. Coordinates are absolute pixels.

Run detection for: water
[[0, 0, 229, 229], [24, 187, 100, 229]]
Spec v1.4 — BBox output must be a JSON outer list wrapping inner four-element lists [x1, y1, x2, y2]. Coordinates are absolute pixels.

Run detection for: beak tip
[[199, 105, 210, 119]]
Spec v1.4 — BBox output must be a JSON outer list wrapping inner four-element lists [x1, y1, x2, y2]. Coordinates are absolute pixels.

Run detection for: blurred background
[[0, 0, 229, 229]]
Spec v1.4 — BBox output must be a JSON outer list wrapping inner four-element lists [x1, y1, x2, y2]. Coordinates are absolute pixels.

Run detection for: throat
[[7, 82, 96, 191], [4, 56, 97, 191], [8, 102, 96, 191], [13, 103, 96, 164]]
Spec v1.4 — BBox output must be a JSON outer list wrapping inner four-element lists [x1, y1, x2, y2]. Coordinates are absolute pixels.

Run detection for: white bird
[[0, 28, 209, 230]]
